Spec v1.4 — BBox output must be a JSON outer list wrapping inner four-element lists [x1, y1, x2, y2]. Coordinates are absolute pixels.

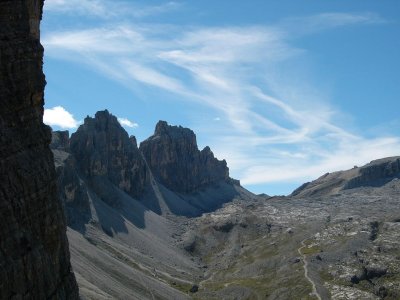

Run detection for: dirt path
[[298, 239, 322, 300]]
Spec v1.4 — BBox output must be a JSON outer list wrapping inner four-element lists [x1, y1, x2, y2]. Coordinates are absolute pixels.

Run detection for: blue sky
[[42, 0, 400, 195]]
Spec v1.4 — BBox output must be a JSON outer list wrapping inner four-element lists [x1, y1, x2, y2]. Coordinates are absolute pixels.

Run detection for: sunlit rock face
[[344, 157, 400, 189], [140, 120, 231, 193], [291, 156, 400, 198], [0, 1, 79, 298]]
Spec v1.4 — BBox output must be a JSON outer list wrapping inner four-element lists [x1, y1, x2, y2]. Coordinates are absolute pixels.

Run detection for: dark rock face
[[51, 130, 70, 151], [55, 151, 92, 230], [0, 1, 79, 299], [50, 132, 91, 229], [140, 121, 230, 193], [70, 110, 148, 200]]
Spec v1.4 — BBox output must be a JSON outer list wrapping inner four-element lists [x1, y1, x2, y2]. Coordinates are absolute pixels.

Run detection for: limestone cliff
[[70, 110, 148, 201], [140, 121, 231, 193], [52, 115, 240, 221], [51, 132, 91, 229], [0, 1, 79, 299]]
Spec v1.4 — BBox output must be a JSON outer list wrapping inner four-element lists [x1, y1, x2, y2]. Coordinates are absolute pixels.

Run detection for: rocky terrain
[[51, 110, 400, 300], [188, 167, 400, 299], [0, 1, 79, 299], [2, 2, 398, 300], [291, 157, 400, 198], [51, 110, 246, 299]]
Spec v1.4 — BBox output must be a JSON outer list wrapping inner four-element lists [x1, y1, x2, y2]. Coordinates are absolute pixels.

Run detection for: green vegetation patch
[[301, 245, 321, 255]]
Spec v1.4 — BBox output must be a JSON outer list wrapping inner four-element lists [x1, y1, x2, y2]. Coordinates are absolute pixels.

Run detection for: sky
[[42, 0, 400, 196]]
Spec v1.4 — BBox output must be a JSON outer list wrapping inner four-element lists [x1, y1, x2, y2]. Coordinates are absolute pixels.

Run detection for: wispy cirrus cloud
[[44, 0, 181, 19], [44, 0, 107, 16], [281, 12, 387, 36], [42, 6, 400, 193]]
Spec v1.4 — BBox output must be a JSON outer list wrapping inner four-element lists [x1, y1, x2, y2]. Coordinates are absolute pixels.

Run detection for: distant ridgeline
[[291, 156, 400, 198], [51, 110, 241, 228]]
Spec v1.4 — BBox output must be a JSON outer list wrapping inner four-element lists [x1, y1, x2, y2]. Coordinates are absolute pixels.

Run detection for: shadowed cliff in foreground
[[0, 1, 79, 299]]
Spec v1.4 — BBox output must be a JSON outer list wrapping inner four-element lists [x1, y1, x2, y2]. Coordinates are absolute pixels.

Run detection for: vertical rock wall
[[0, 1, 79, 299], [140, 121, 230, 193], [70, 110, 148, 200]]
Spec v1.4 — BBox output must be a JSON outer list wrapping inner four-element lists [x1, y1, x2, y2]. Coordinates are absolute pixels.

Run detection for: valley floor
[[68, 180, 400, 300]]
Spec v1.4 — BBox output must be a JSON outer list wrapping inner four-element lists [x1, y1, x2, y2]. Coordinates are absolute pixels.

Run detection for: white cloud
[[132, 1, 181, 18], [43, 27, 145, 54], [118, 117, 138, 128], [44, 106, 79, 129]]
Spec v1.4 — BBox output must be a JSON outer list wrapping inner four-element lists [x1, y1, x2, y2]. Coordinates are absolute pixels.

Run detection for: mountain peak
[[70, 111, 148, 199], [82, 109, 121, 131], [140, 121, 231, 193], [94, 109, 111, 121], [153, 120, 197, 142], [155, 120, 169, 134]]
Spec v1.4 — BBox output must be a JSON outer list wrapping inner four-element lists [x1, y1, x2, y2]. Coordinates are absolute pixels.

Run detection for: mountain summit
[[140, 120, 230, 193], [51, 110, 242, 223], [70, 110, 148, 199], [49, 110, 249, 299]]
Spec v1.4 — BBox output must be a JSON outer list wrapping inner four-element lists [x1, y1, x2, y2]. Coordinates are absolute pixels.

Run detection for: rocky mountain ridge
[[51, 110, 239, 212], [291, 156, 400, 198], [50, 110, 250, 299]]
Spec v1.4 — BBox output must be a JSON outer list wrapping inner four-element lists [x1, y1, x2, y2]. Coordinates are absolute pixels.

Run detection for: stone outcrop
[[50, 134, 91, 229], [344, 157, 400, 189], [140, 121, 230, 193], [0, 1, 79, 299], [70, 110, 148, 200], [291, 156, 400, 198], [51, 130, 70, 151], [56, 153, 91, 227]]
